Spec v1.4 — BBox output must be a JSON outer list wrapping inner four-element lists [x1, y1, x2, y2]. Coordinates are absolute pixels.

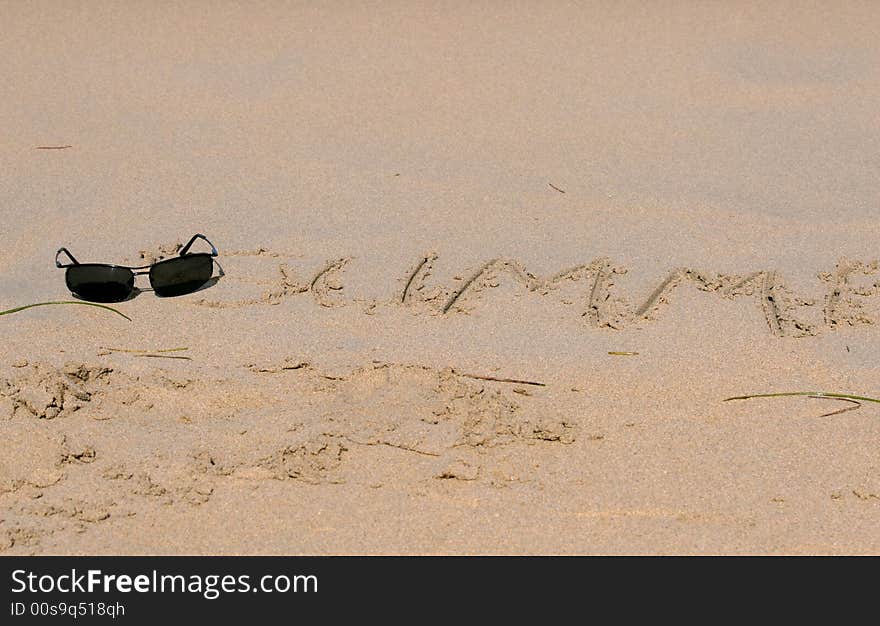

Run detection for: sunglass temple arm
[[180, 234, 218, 257], [55, 248, 80, 268]]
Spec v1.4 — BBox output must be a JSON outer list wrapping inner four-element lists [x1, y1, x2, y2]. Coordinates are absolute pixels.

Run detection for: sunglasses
[[55, 234, 219, 303]]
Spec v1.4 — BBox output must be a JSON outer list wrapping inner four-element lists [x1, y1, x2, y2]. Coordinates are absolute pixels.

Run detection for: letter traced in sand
[[189, 246, 879, 337]]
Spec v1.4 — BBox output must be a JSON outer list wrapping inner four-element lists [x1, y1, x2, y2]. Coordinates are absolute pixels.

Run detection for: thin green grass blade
[[724, 391, 880, 404], [0, 301, 131, 321], [102, 346, 187, 354]]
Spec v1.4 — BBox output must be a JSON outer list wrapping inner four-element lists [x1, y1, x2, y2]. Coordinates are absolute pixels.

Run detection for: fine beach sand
[[2, 2, 879, 555]]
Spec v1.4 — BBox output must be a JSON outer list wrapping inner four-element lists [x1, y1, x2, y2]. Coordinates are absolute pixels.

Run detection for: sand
[[2, 1, 879, 555]]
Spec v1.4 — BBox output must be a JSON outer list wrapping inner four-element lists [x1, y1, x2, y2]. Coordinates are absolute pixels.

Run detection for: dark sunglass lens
[[150, 255, 213, 297], [65, 265, 135, 303]]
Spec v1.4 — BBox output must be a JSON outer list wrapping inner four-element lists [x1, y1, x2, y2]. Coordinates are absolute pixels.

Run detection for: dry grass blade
[[0, 301, 131, 321], [102, 346, 188, 354], [724, 391, 880, 404], [724, 391, 879, 418], [456, 370, 546, 387]]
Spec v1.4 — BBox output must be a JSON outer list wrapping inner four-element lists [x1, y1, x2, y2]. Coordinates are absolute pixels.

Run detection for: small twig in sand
[[548, 183, 566, 194], [608, 351, 639, 356], [455, 370, 546, 387], [133, 354, 193, 361], [36, 145, 72, 150], [1, 301, 130, 321], [343, 436, 440, 457], [724, 391, 880, 417]]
